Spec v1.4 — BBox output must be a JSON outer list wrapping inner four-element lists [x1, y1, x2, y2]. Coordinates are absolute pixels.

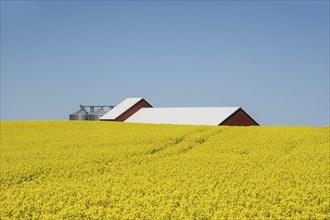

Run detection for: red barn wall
[[115, 99, 152, 122], [220, 109, 259, 126]]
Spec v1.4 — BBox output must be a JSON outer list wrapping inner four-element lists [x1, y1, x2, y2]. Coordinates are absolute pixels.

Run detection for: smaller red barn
[[99, 98, 152, 121]]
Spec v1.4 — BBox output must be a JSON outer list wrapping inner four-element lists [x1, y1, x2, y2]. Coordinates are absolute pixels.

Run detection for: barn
[[100, 98, 258, 126], [99, 98, 152, 121]]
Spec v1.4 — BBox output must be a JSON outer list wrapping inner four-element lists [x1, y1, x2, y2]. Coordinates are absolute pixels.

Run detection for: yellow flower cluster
[[1, 121, 329, 219]]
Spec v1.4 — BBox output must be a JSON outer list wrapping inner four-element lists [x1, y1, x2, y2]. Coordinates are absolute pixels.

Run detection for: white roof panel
[[99, 97, 143, 120], [125, 107, 240, 126]]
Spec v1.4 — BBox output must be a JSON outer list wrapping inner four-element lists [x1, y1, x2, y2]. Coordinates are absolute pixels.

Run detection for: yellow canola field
[[0, 121, 329, 219]]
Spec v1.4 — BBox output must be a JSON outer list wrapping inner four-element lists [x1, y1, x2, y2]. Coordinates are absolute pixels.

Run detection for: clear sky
[[1, 1, 329, 126]]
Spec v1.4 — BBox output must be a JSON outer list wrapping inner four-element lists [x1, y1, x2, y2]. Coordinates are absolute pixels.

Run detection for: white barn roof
[[99, 97, 143, 120], [125, 107, 240, 126]]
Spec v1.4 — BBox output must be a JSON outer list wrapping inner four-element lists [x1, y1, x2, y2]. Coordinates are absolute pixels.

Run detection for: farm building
[[99, 98, 258, 126], [99, 98, 152, 121]]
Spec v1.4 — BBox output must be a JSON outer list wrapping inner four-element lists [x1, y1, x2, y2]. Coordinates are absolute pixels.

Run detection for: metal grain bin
[[69, 107, 89, 120], [88, 108, 108, 121]]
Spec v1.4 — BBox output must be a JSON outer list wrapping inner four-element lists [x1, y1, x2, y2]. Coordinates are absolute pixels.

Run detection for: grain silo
[[69, 106, 89, 120], [88, 107, 109, 121]]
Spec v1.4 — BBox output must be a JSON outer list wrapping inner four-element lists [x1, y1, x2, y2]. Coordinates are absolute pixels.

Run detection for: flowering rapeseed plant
[[0, 121, 329, 219]]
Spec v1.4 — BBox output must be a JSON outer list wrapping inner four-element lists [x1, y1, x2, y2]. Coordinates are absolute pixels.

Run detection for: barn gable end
[[115, 99, 152, 121], [99, 98, 152, 121], [219, 108, 259, 126]]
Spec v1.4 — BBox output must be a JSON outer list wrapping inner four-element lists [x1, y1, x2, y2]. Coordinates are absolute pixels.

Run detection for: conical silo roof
[[69, 107, 89, 120], [70, 108, 89, 116]]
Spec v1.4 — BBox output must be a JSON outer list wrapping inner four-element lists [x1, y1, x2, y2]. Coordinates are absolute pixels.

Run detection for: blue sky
[[1, 1, 329, 126]]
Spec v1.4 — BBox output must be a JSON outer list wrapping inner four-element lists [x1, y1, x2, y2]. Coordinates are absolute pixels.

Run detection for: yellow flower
[[0, 121, 329, 219]]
